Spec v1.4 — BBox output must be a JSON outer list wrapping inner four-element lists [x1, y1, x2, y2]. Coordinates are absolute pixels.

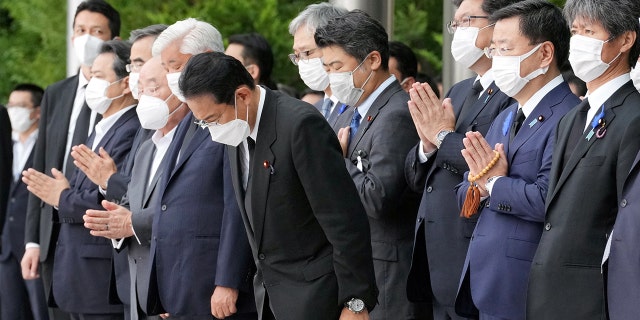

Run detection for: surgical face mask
[[73, 34, 104, 66], [136, 94, 183, 130], [569, 35, 621, 83], [203, 94, 250, 147], [451, 27, 486, 69], [166, 72, 186, 103], [85, 77, 124, 114], [328, 56, 374, 107], [630, 61, 640, 91], [7, 106, 36, 133], [298, 57, 330, 91], [129, 72, 140, 100], [493, 43, 547, 97]]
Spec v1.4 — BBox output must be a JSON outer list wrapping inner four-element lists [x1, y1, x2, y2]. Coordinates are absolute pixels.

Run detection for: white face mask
[[569, 35, 621, 83], [204, 94, 251, 147], [493, 43, 547, 97], [7, 107, 36, 133], [136, 94, 183, 130], [328, 55, 374, 107], [298, 57, 330, 91], [85, 77, 124, 114], [451, 27, 486, 69], [630, 61, 640, 91], [73, 34, 104, 66], [166, 72, 186, 103], [129, 72, 140, 100]]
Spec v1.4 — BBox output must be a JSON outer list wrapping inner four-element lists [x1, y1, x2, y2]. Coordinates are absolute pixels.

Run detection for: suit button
[[8, 216, 14, 222], [426, 186, 433, 193], [258, 253, 265, 260], [10, 197, 15, 203], [417, 217, 423, 223], [161, 204, 167, 211], [621, 199, 628, 208], [545, 223, 551, 231]]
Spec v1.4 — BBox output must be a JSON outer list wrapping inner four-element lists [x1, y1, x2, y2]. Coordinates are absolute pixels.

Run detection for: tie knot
[[472, 80, 483, 93], [352, 109, 361, 122]]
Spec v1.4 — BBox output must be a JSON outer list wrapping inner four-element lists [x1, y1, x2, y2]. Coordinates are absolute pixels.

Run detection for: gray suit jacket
[[334, 80, 428, 319]]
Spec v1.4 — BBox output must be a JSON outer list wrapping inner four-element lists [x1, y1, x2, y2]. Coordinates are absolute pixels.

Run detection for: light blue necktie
[[349, 109, 361, 146], [321, 98, 332, 119]]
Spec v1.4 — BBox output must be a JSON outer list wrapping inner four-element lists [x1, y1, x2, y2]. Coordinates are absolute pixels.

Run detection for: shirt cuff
[[25, 242, 40, 249], [99, 185, 107, 196], [417, 141, 437, 163], [131, 224, 141, 245], [486, 176, 504, 196], [111, 238, 125, 249]]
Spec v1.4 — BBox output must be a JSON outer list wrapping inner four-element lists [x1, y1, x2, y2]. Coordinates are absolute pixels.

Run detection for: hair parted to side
[[129, 24, 168, 43], [151, 18, 224, 57], [288, 2, 348, 35], [99, 40, 132, 79]]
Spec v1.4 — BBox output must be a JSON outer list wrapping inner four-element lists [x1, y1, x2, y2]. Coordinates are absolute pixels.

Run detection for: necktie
[[457, 80, 483, 125], [65, 102, 92, 178], [349, 109, 362, 146], [562, 98, 590, 169], [510, 108, 526, 141], [321, 98, 332, 119]]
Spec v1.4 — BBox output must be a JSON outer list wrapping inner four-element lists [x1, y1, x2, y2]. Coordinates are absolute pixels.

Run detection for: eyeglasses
[[483, 47, 513, 59], [288, 48, 319, 65], [447, 15, 490, 34], [126, 62, 144, 73], [194, 118, 221, 129]]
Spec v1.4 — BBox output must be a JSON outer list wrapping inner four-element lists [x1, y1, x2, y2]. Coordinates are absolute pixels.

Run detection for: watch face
[[350, 298, 365, 312]]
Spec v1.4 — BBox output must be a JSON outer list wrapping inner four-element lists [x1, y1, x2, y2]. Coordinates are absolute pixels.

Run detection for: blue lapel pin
[[502, 110, 514, 136]]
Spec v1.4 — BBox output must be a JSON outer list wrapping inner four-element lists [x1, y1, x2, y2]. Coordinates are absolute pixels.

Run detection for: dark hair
[[490, 0, 570, 69], [315, 10, 389, 70], [416, 73, 441, 99], [482, 0, 525, 15], [129, 24, 168, 43], [74, 0, 121, 38], [13, 83, 44, 107], [389, 41, 418, 80], [228, 33, 277, 90], [564, 0, 640, 68], [99, 40, 131, 79], [180, 52, 255, 105], [562, 70, 587, 96]]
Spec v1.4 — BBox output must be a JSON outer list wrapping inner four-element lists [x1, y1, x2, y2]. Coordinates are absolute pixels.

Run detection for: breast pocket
[[576, 156, 605, 168]]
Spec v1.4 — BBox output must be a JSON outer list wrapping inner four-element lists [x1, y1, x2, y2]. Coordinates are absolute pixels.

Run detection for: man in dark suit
[[82, 56, 189, 320], [23, 40, 139, 319], [0, 84, 49, 320], [21, 2, 120, 319], [451, 2, 578, 318], [404, 1, 518, 319], [314, 10, 429, 320], [606, 149, 640, 319], [180, 52, 378, 320], [0, 106, 10, 250], [527, 0, 640, 318]]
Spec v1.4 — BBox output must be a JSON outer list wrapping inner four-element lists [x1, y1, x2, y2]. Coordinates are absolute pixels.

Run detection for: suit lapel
[[128, 141, 154, 210], [169, 126, 208, 181], [52, 75, 80, 166], [250, 89, 277, 248], [548, 83, 634, 203], [455, 82, 501, 131]]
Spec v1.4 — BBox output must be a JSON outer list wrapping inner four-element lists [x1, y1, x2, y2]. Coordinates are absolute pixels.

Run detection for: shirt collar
[[249, 86, 266, 143], [94, 105, 136, 137], [12, 129, 38, 145], [77, 71, 89, 91], [519, 75, 564, 118], [152, 126, 177, 147], [356, 75, 396, 118], [585, 73, 631, 111], [478, 69, 495, 91]]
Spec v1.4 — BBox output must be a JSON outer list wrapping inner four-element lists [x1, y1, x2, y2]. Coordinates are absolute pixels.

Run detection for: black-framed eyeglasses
[[447, 15, 490, 34], [288, 48, 319, 66]]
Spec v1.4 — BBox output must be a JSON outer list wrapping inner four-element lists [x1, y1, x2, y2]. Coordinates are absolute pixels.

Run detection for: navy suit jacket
[[607, 150, 640, 320], [0, 149, 34, 261], [528, 81, 640, 319], [52, 107, 139, 314], [454, 81, 578, 319], [148, 113, 255, 317], [0, 107, 11, 238], [405, 77, 514, 307]]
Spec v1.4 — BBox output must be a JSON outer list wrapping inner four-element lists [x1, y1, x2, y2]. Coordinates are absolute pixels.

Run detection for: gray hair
[[129, 24, 168, 43], [151, 18, 224, 57], [564, 0, 640, 67], [288, 2, 348, 35]]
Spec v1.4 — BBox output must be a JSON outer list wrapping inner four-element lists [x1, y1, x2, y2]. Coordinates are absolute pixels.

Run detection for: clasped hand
[[460, 132, 508, 196]]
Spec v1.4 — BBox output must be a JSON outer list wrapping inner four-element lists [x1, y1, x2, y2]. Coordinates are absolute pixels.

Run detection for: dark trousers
[[69, 313, 123, 320], [0, 253, 49, 320]]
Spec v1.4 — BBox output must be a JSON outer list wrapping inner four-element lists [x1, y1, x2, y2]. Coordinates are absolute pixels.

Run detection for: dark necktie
[[349, 109, 362, 146], [65, 102, 92, 178], [562, 98, 590, 169], [510, 108, 526, 141], [457, 80, 483, 125], [321, 98, 332, 119], [244, 137, 256, 230]]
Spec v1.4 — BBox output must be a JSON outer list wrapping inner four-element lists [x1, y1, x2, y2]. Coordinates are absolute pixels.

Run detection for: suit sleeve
[[0, 107, 11, 235], [404, 143, 436, 194], [104, 173, 130, 203], [214, 147, 254, 290], [292, 112, 378, 309], [346, 107, 419, 219]]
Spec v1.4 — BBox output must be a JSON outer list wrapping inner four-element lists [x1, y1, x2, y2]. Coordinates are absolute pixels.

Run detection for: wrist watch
[[434, 130, 454, 149], [345, 298, 366, 314]]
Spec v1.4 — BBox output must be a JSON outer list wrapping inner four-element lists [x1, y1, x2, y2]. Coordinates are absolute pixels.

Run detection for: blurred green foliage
[[0, 0, 566, 101]]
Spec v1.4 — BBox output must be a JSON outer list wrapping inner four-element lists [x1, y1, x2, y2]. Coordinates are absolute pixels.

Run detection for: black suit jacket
[[228, 88, 378, 320], [405, 77, 514, 307], [528, 81, 640, 319], [0, 107, 12, 246]]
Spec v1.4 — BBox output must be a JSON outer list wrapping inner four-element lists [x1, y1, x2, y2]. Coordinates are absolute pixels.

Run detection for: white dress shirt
[[12, 130, 38, 181], [91, 105, 136, 150], [241, 86, 266, 190], [63, 73, 90, 175], [583, 73, 630, 131]]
